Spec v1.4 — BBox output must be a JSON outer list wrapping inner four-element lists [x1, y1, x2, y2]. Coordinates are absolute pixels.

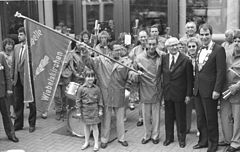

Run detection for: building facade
[[0, 0, 239, 47]]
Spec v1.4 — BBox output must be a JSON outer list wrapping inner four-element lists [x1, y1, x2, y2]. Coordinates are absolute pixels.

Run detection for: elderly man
[[129, 30, 148, 126], [130, 36, 163, 145], [220, 31, 240, 152], [162, 37, 193, 148], [193, 23, 226, 152], [180, 22, 199, 43], [81, 43, 131, 149], [219, 29, 235, 147], [94, 30, 111, 56]]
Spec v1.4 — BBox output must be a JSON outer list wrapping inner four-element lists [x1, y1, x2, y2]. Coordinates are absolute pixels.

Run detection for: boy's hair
[[18, 27, 26, 34], [199, 23, 213, 35]]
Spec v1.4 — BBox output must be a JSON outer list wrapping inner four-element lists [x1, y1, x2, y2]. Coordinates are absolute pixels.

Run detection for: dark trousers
[[195, 94, 218, 152], [14, 76, 36, 129], [165, 100, 186, 142], [0, 97, 15, 138]]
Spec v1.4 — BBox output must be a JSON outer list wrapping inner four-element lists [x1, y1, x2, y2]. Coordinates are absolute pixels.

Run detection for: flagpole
[[14, 12, 141, 75]]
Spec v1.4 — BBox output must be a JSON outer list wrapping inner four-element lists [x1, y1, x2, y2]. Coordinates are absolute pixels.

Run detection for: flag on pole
[[25, 19, 71, 112], [23, 42, 34, 103]]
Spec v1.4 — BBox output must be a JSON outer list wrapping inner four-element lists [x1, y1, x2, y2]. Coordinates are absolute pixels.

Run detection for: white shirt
[[169, 52, 179, 69], [199, 41, 213, 64]]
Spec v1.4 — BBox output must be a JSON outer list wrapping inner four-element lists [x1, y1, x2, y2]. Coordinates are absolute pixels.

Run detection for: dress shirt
[[169, 52, 179, 69], [199, 41, 213, 64]]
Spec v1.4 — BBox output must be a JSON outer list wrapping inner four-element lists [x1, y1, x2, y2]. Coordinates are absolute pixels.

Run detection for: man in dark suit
[[12, 27, 36, 133], [162, 37, 193, 148], [0, 52, 19, 142], [193, 23, 226, 152]]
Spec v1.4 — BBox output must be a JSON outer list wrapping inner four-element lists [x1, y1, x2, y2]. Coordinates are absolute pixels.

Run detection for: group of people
[[1, 20, 240, 152], [1, 27, 37, 144]]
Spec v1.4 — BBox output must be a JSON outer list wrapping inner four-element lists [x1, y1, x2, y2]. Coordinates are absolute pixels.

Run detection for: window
[[186, 0, 240, 34], [130, 0, 168, 35], [53, 0, 74, 34]]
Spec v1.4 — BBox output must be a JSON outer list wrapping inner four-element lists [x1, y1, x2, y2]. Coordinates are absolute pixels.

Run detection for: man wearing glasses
[[193, 23, 226, 152]]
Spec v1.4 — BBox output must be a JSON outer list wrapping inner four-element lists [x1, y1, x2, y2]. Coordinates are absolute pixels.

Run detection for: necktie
[[170, 55, 175, 71]]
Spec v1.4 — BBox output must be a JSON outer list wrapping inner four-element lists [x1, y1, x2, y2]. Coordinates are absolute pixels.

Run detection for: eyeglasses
[[200, 33, 210, 36], [188, 45, 196, 48], [234, 40, 240, 43], [169, 44, 178, 48]]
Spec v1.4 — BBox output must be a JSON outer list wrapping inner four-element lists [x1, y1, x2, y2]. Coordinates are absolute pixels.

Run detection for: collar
[[203, 40, 213, 50], [170, 51, 179, 61]]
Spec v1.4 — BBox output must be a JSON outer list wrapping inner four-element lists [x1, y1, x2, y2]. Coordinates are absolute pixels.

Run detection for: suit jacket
[[11, 43, 27, 86], [0, 52, 11, 98], [194, 43, 226, 97], [162, 53, 193, 102]]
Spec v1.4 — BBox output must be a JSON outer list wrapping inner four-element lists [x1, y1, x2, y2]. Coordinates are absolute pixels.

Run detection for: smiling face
[[85, 72, 95, 86], [82, 34, 89, 43], [138, 31, 148, 46], [5, 43, 14, 52], [186, 22, 197, 36], [166, 38, 179, 55], [187, 42, 198, 57], [147, 38, 157, 55], [199, 28, 212, 46]]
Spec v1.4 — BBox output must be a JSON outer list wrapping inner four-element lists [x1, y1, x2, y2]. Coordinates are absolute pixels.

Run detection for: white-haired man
[[162, 37, 193, 148]]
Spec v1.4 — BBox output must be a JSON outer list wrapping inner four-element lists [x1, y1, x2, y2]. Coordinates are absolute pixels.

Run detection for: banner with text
[[25, 19, 70, 112]]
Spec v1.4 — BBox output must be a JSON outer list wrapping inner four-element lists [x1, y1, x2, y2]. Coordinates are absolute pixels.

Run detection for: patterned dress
[[76, 84, 103, 125]]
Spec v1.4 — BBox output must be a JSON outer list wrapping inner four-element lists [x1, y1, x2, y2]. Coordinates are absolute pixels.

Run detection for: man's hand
[[137, 70, 143, 76], [99, 110, 103, 116], [212, 91, 220, 100], [184, 96, 190, 104], [7, 90, 13, 94], [229, 84, 240, 95]]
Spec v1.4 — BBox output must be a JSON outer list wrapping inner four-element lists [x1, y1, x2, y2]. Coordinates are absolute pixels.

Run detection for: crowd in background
[[1, 19, 240, 152]]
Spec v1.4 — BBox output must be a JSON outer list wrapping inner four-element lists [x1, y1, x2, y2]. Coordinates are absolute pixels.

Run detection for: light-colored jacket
[[131, 51, 163, 104], [82, 52, 131, 107]]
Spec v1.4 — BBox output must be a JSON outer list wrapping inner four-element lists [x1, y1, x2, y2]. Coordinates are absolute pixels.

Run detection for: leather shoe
[[152, 138, 160, 144], [118, 140, 128, 147], [141, 138, 151, 144], [179, 141, 186, 148], [14, 127, 23, 131], [226, 146, 240, 152], [8, 136, 19, 143], [218, 141, 230, 146], [100, 142, 108, 149], [193, 144, 208, 149], [163, 139, 173, 146], [29, 126, 35, 133], [137, 120, 143, 126]]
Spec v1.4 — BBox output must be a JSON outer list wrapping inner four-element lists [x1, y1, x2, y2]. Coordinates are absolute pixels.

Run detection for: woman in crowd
[[186, 37, 200, 134], [2, 38, 15, 119]]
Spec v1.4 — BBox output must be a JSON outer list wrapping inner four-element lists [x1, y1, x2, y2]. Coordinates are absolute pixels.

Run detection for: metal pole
[[14, 11, 141, 74]]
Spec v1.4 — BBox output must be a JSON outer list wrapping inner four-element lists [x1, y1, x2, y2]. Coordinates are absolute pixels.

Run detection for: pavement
[[0, 104, 229, 152]]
